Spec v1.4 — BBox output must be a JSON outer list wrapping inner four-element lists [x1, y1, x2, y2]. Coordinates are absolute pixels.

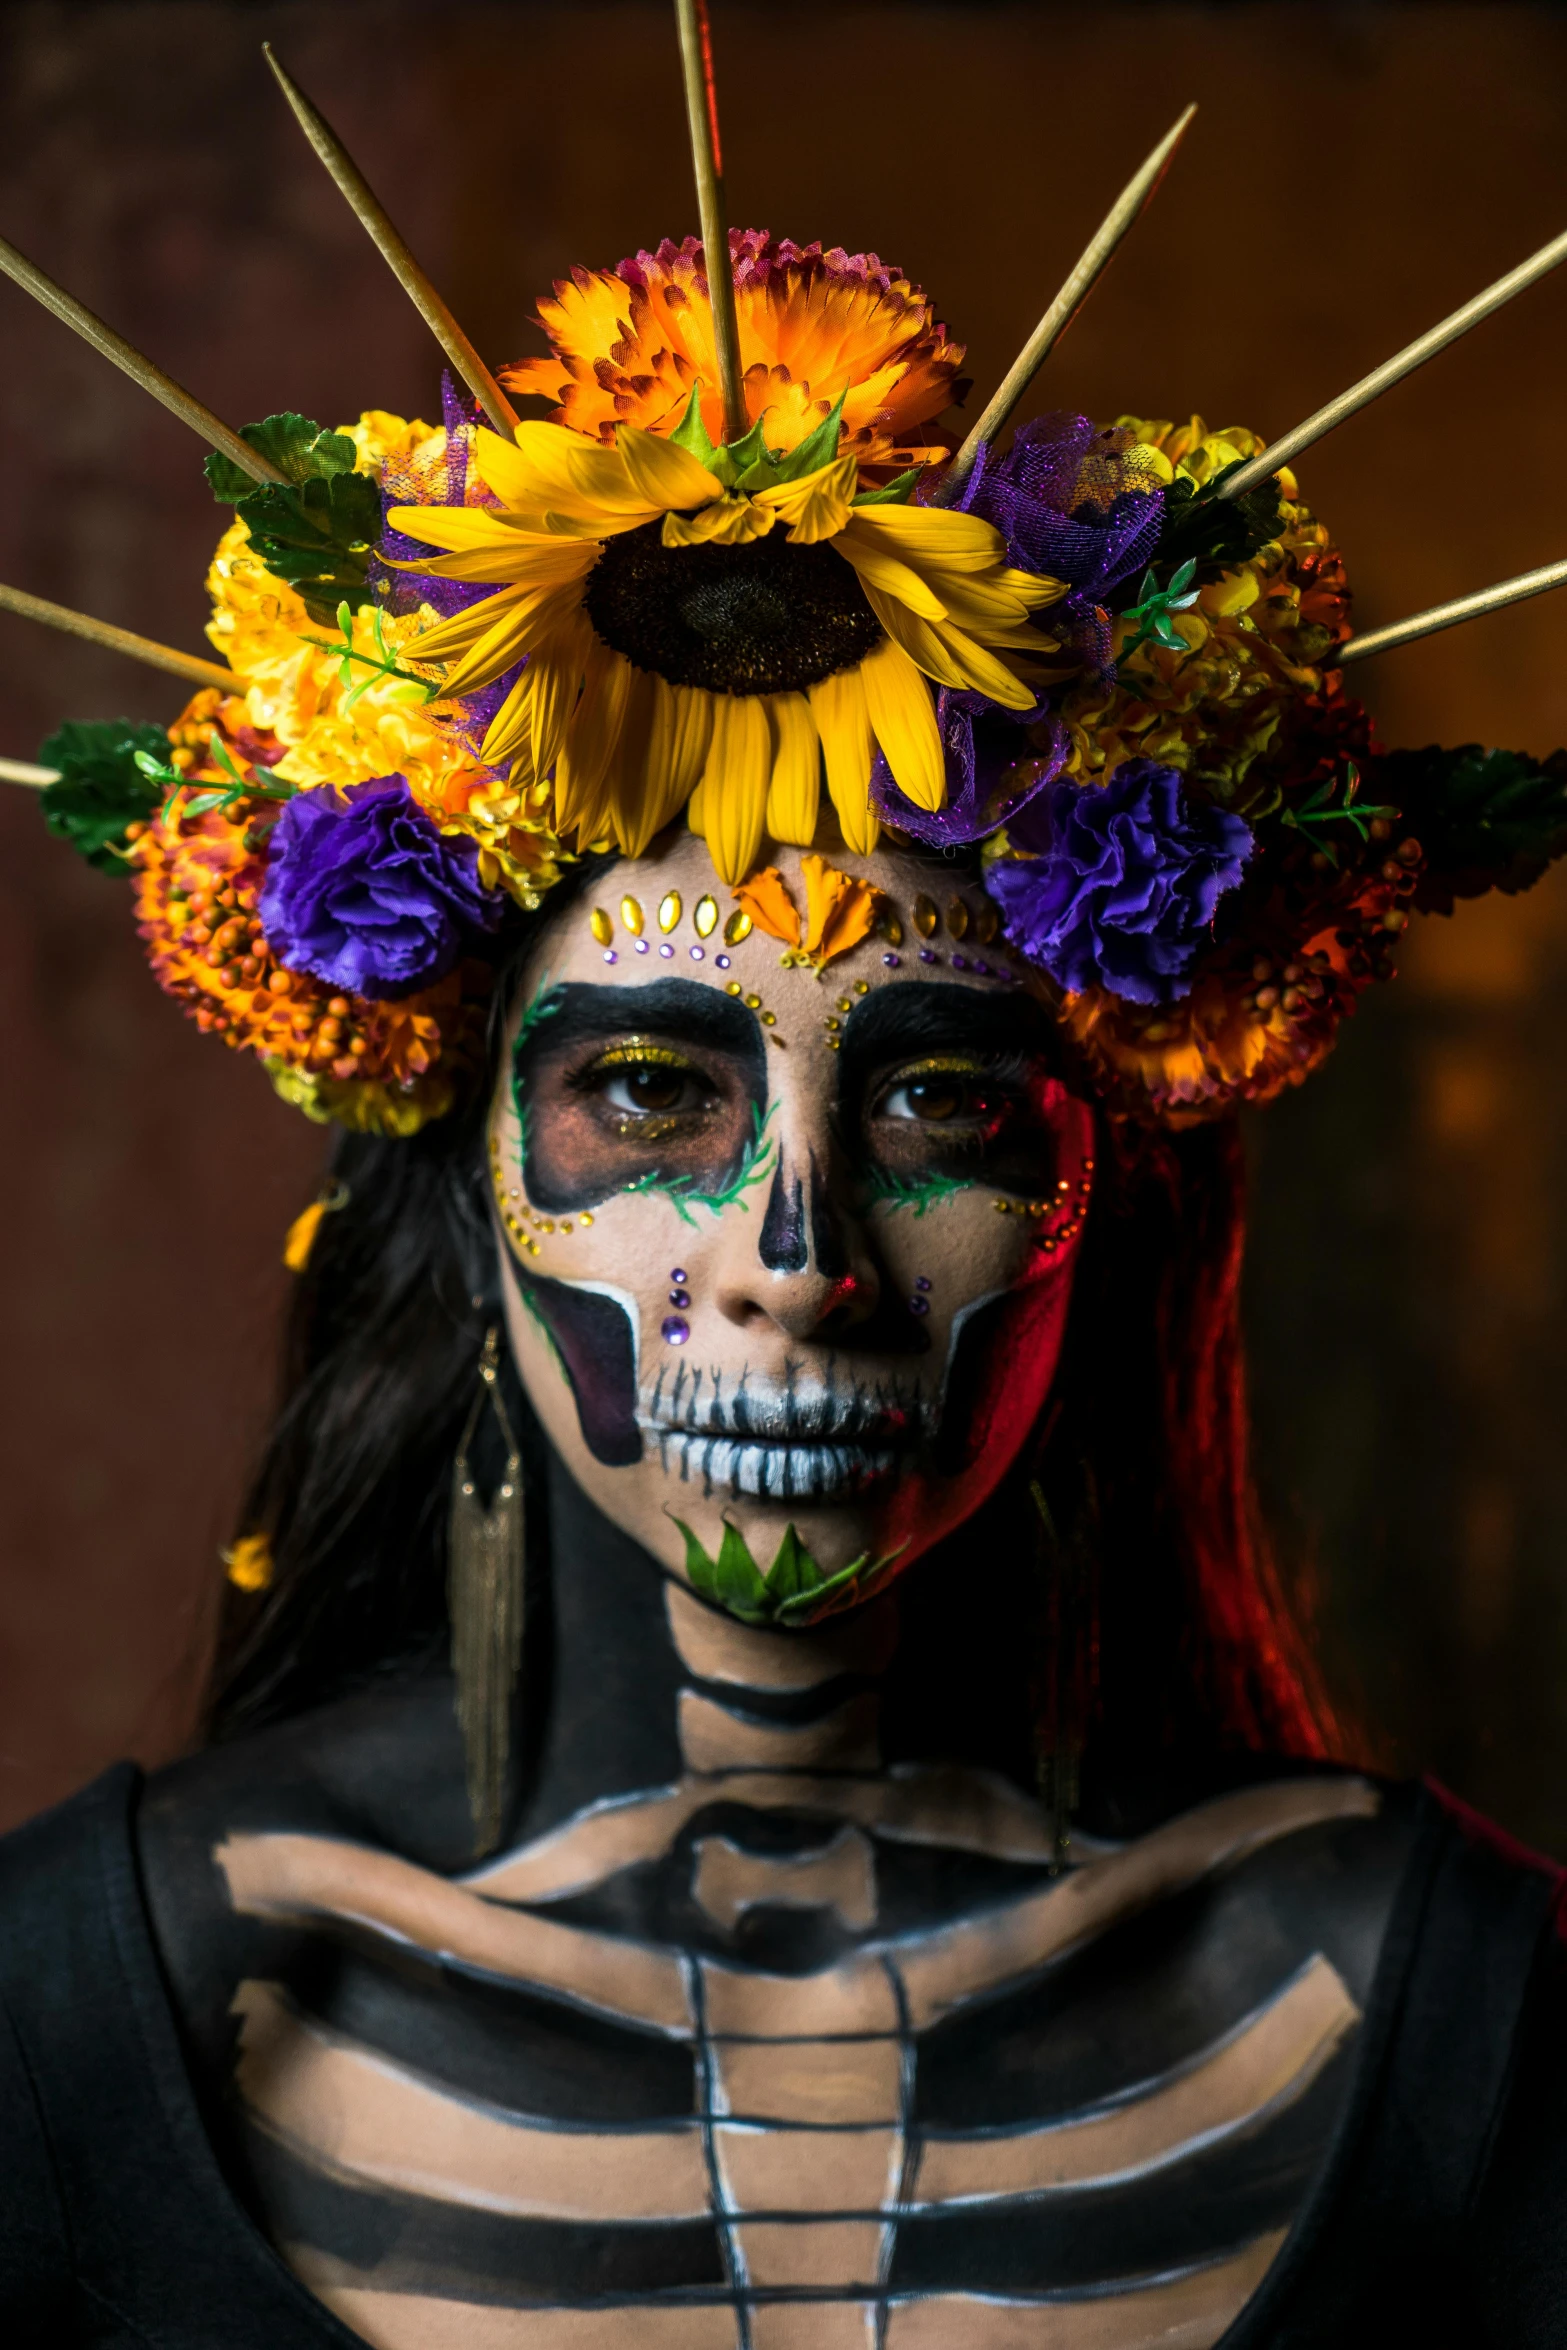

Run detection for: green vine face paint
[[491, 832, 1096, 1613]]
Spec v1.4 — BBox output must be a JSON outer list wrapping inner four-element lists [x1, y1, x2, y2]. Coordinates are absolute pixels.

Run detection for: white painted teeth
[[654, 1432, 899, 1499]]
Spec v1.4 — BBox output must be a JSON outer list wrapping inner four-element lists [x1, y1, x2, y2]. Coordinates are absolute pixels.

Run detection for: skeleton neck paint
[[138, 1449, 1413, 2350]]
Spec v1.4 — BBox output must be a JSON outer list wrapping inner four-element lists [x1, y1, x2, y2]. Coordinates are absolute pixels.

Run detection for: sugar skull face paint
[[491, 832, 1095, 1603]]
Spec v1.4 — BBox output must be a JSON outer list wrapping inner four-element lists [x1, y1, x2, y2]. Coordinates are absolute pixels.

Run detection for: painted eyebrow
[[837, 981, 1059, 1080], [512, 978, 764, 1064]]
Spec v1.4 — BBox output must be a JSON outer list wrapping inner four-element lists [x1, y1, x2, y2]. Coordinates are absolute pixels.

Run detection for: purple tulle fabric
[[872, 690, 1068, 847], [986, 759, 1253, 1005], [958, 412, 1164, 678], [259, 773, 501, 999], [369, 372, 523, 743]]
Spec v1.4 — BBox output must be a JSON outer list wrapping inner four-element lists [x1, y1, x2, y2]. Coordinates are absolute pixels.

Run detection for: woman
[[3, 33, 1567, 2341]]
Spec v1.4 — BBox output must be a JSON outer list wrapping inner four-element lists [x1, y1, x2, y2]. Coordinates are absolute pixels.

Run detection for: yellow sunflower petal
[[607, 666, 659, 855], [697, 694, 771, 884], [406, 585, 531, 666], [387, 522, 601, 585], [764, 692, 820, 846], [437, 583, 582, 701], [662, 496, 775, 549], [831, 520, 948, 620], [861, 586, 1037, 712], [554, 639, 634, 841], [472, 421, 655, 525], [756, 455, 858, 546], [626, 678, 714, 855], [484, 613, 591, 779], [615, 424, 722, 515], [858, 636, 945, 812], [807, 666, 879, 857]]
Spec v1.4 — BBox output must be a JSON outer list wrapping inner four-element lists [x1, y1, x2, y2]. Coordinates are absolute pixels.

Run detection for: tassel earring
[[449, 1325, 525, 1855]]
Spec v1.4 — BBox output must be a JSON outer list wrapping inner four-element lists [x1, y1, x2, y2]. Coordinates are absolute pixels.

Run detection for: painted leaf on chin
[[674, 1517, 905, 1628], [774, 1545, 907, 1627]]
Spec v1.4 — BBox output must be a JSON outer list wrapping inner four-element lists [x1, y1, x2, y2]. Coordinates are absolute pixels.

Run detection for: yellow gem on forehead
[[913, 894, 939, 937], [724, 908, 753, 945], [620, 896, 645, 937], [589, 907, 613, 947], [694, 894, 719, 938], [725, 979, 742, 997], [974, 900, 1000, 946], [658, 891, 682, 934], [837, 996, 852, 1012], [761, 1011, 777, 1026], [854, 980, 869, 995], [946, 898, 970, 940], [744, 992, 762, 1010], [882, 912, 905, 947]]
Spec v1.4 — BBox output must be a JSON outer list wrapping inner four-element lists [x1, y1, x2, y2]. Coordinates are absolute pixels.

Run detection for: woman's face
[[490, 830, 1095, 1611]]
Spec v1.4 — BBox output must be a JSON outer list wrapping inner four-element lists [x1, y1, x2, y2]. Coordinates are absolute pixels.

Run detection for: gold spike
[[263, 45, 519, 442], [0, 756, 59, 789], [1220, 224, 1567, 503], [1333, 555, 1567, 668], [694, 892, 719, 936], [0, 232, 286, 484], [658, 889, 683, 933], [589, 907, 614, 945], [0, 580, 239, 692], [620, 894, 646, 936], [672, 0, 747, 443], [723, 906, 752, 944], [937, 105, 1197, 507]]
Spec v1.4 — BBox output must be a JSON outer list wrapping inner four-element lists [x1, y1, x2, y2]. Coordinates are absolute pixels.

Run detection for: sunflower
[[502, 232, 966, 480], [388, 404, 1062, 884]]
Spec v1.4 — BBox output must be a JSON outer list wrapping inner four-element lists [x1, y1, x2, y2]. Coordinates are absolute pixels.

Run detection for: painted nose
[[719, 1149, 881, 1339]]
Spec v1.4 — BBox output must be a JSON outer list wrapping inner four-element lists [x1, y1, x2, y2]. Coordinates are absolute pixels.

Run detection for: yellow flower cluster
[[202, 412, 564, 910], [1057, 416, 1352, 812]]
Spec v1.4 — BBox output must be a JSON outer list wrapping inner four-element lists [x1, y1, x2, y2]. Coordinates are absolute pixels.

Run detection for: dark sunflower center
[[583, 517, 884, 695]]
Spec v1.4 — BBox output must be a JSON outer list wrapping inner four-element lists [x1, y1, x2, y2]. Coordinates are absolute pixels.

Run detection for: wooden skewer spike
[[673, 0, 747, 445], [1220, 223, 1567, 503], [263, 45, 519, 442], [0, 580, 239, 693], [935, 104, 1197, 508], [1333, 555, 1567, 667], [0, 756, 60, 789], [0, 233, 285, 484]]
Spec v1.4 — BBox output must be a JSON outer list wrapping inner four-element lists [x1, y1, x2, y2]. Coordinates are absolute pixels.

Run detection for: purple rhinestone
[[668, 1287, 691, 1308], [661, 1315, 690, 1345], [908, 1296, 930, 1316], [690, 944, 704, 961], [670, 1267, 688, 1283], [635, 938, 650, 954], [973, 959, 991, 977], [919, 948, 939, 965], [915, 1276, 932, 1291], [883, 952, 900, 967], [602, 949, 618, 964], [715, 953, 731, 969], [952, 953, 969, 971], [659, 942, 674, 958]]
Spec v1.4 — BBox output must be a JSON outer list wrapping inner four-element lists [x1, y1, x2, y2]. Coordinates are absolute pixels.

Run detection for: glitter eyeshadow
[[661, 1315, 690, 1345]]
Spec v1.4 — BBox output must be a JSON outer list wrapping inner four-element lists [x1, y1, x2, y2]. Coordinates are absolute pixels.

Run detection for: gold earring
[[449, 1327, 525, 1856]]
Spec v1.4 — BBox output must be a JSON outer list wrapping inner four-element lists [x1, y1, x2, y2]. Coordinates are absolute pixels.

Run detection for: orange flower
[[730, 854, 884, 969], [502, 233, 966, 482]]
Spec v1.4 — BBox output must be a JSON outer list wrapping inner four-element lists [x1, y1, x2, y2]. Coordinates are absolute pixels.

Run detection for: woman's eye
[[597, 1062, 710, 1117], [879, 1073, 993, 1124]]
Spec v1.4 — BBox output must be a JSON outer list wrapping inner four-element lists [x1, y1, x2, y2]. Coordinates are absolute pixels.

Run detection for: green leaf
[[714, 1521, 773, 1620], [769, 393, 847, 487], [764, 1523, 820, 1608], [1128, 462, 1285, 601], [673, 1518, 725, 1609], [852, 468, 921, 508], [206, 415, 383, 621], [1379, 743, 1567, 913], [668, 382, 719, 468], [37, 719, 170, 875], [775, 1544, 907, 1626], [204, 412, 358, 501]]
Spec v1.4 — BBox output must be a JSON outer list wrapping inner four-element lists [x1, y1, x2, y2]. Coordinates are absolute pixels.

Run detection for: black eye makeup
[[511, 979, 768, 1215], [839, 986, 1069, 1198]]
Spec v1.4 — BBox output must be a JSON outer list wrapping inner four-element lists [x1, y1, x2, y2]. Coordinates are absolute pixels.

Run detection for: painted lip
[[645, 1426, 904, 1501]]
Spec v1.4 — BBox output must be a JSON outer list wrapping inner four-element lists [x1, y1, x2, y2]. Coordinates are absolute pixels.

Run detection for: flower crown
[[12, 30, 1567, 1139]]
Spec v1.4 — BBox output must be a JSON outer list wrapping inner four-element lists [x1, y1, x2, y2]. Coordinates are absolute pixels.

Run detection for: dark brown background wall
[[3, 0, 1566, 1846]]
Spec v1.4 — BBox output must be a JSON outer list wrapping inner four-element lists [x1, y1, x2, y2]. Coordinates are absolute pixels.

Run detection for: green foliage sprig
[[1278, 760, 1397, 868], [36, 719, 170, 874], [668, 384, 918, 509], [620, 1101, 777, 1227], [1117, 559, 1200, 659], [672, 1515, 906, 1628], [206, 413, 383, 621], [1379, 743, 1567, 914], [1131, 460, 1286, 599], [300, 602, 439, 709], [861, 1166, 975, 1217]]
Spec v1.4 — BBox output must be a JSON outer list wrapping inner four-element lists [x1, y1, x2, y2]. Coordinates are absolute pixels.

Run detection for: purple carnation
[[986, 759, 1252, 1005], [259, 773, 500, 999]]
